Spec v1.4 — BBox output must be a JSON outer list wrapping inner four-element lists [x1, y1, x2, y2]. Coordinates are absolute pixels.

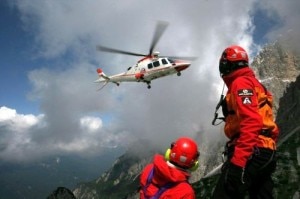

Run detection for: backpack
[[142, 166, 177, 199]]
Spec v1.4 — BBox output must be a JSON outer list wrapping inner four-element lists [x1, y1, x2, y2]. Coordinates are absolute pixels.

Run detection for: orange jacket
[[222, 67, 279, 168], [140, 154, 195, 199]]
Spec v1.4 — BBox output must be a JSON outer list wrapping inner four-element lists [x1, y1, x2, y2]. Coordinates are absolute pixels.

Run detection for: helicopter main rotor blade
[[149, 21, 169, 56], [96, 45, 146, 57]]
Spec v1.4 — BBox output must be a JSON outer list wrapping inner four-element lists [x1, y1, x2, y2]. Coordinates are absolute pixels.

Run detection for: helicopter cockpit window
[[153, 60, 160, 67], [127, 67, 132, 71], [168, 58, 175, 64], [162, 58, 168, 65], [148, 63, 153, 69]]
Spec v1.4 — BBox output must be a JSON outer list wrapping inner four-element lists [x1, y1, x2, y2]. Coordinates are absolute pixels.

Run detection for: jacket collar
[[222, 67, 256, 88]]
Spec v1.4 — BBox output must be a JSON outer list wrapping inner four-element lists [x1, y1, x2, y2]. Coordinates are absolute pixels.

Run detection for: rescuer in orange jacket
[[212, 45, 279, 199], [139, 137, 200, 199]]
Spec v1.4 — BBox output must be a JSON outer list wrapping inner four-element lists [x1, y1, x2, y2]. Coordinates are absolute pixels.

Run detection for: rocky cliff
[[252, 42, 300, 117], [276, 75, 300, 139], [73, 140, 157, 199]]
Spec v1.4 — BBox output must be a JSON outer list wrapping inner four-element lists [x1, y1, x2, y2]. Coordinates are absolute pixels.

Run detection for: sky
[[0, 0, 299, 163]]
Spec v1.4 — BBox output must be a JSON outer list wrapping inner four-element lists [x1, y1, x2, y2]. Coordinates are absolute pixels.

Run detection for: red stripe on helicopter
[[97, 68, 103, 74], [174, 64, 190, 72], [138, 55, 153, 63]]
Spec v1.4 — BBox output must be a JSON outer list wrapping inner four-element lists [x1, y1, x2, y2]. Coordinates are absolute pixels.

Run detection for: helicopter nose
[[175, 63, 191, 72]]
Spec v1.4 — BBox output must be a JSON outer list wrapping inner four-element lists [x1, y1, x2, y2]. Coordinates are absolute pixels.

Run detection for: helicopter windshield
[[167, 58, 175, 64]]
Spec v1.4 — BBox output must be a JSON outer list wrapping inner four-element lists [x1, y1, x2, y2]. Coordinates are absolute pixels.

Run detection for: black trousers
[[212, 147, 277, 199]]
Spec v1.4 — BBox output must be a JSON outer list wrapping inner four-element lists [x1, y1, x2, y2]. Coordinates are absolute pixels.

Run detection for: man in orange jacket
[[139, 137, 200, 199], [212, 45, 279, 199]]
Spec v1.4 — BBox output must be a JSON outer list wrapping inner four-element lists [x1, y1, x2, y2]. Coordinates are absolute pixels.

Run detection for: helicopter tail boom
[[95, 68, 120, 88]]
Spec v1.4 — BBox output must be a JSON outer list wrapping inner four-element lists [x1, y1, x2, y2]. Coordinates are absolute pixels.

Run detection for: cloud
[[3, 0, 298, 162], [0, 106, 43, 161], [0, 105, 124, 162], [80, 116, 103, 133], [0, 106, 43, 131]]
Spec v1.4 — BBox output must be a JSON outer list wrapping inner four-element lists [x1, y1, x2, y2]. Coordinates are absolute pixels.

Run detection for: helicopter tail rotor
[[97, 81, 109, 91]]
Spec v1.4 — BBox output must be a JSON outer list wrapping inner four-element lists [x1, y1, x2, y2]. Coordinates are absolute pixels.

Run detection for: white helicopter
[[95, 21, 197, 89]]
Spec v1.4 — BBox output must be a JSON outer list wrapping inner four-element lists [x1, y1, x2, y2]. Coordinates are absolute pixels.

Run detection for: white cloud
[[80, 116, 103, 133], [0, 106, 109, 162], [0, 106, 43, 131]]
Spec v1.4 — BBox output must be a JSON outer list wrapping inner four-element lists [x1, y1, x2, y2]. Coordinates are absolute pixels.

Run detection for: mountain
[[0, 148, 122, 199], [252, 42, 300, 118], [73, 140, 158, 199], [72, 42, 300, 199]]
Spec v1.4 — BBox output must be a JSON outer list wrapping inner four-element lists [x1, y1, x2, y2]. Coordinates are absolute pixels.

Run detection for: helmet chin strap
[[212, 83, 225, 126]]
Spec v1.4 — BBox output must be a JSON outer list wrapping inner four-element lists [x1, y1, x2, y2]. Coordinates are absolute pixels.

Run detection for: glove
[[224, 162, 247, 197]]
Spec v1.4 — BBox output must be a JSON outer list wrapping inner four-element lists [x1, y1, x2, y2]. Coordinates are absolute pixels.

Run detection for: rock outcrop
[[252, 42, 300, 116], [47, 187, 77, 199]]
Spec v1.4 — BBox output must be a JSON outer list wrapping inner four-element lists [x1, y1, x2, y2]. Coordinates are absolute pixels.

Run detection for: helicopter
[[95, 21, 197, 89]]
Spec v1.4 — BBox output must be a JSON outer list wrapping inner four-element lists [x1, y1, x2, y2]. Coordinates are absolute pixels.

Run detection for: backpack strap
[[142, 166, 155, 196], [152, 182, 176, 199], [146, 166, 155, 186]]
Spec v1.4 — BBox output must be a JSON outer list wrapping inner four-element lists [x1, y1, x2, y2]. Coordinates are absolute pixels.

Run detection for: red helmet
[[168, 137, 199, 169], [219, 45, 249, 76]]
